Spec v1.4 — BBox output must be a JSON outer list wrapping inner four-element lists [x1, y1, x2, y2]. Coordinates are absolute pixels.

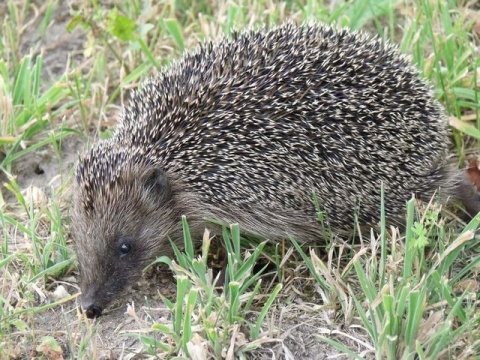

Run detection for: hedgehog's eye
[[119, 243, 132, 257]]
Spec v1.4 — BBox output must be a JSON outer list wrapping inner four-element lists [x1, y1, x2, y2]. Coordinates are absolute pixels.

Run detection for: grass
[[137, 217, 282, 358], [0, 0, 479, 358]]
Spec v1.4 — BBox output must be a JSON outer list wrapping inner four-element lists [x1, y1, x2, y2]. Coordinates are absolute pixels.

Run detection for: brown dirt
[[31, 275, 354, 359]]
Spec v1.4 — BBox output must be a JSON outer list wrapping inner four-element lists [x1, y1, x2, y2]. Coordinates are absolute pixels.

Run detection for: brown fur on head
[[71, 162, 185, 318]]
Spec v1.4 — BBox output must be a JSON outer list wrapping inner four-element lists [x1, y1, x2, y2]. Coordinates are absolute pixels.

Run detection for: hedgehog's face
[[71, 165, 180, 318]]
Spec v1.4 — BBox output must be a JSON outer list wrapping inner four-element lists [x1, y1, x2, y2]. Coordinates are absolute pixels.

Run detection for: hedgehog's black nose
[[79, 287, 105, 318], [84, 305, 103, 318]]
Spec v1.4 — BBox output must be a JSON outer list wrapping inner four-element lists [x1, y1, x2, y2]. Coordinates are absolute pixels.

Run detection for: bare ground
[[30, 278, 354, 359]]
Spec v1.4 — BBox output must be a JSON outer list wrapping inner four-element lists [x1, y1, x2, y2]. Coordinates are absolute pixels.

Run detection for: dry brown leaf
[[464, 156, 480, 192], [454, 278, 479, 293], [36, 336, 64, 360], [417, 310, 445, 343]]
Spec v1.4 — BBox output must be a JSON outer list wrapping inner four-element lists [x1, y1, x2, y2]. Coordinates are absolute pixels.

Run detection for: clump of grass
[[0, 178, 75, 345], [2, 176, 73, 281], [133, 216, 282, 358], [293, 190, 480, 358], [407, 1, 480, 153], [0, 0, 79, 174], [0, 51, 75, 173]]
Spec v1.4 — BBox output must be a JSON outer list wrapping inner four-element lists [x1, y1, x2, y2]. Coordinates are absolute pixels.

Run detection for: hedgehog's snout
[[83, 304, 103, 318], [79, 288, 104, 318]]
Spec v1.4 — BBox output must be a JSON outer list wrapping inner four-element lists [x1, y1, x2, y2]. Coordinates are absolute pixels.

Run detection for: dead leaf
[[36, 336, 64, 360], [417, 310, 444, 343], [454, 278, 479, 293], [464, 156, 480, 192]]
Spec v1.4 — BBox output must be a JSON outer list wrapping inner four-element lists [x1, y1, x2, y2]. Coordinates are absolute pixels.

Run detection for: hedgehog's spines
[[75, 21, 451, 231]]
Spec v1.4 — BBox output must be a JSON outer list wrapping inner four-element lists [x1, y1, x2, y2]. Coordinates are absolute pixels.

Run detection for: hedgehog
[[71, 22, 480, 318]]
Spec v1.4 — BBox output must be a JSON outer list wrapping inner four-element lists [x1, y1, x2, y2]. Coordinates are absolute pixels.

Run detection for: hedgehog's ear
[[143, 168, 171, 201]]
